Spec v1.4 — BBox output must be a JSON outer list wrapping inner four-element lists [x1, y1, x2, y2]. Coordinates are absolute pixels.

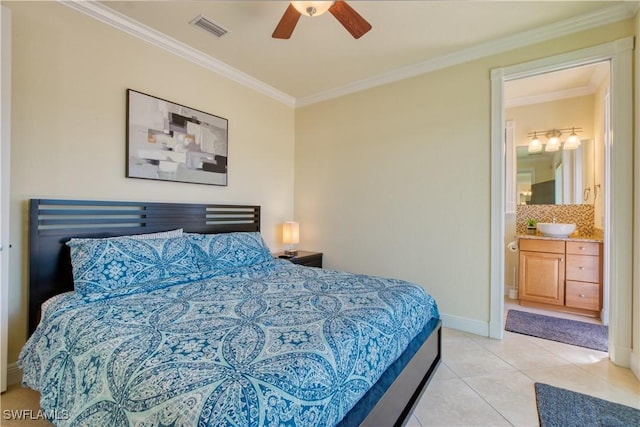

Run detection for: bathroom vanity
[[518, 236, 603, 318]]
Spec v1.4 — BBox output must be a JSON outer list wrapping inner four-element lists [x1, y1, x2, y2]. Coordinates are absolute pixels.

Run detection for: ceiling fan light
[[291, 1, 334, 17]]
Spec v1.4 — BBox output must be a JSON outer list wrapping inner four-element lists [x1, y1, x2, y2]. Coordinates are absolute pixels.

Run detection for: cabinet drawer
[[565, 281, 600, 311], [566, 254, 600, 283], [519, 239, 565, 254], [566, 241, 600, 256]]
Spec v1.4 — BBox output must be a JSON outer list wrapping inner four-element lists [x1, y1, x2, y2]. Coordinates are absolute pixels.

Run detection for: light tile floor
[[0, 384, 50, 427], [2, 300, 638, 427], [407, 300, 640, 426]]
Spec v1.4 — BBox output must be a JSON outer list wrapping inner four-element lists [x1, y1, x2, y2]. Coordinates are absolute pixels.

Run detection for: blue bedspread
[[20, 260, 439, 426]]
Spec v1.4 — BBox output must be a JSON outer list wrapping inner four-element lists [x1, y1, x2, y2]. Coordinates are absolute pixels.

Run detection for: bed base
[[28, 198, 441, 426], [362, 321, 441, 426]]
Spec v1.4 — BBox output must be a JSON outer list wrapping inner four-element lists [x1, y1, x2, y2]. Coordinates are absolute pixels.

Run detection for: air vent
[[190, 15, 229, 38]]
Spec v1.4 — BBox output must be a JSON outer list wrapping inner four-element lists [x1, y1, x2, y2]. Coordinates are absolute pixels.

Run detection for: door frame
[[0, 5, 11, 392], [490, 37, 634, 367]]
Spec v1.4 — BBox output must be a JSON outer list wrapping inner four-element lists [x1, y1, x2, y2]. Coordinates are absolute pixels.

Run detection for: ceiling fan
[[272, 1, 372, 39]]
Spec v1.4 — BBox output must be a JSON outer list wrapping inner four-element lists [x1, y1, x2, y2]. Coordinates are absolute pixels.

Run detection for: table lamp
[[282, 221, 299, 256]]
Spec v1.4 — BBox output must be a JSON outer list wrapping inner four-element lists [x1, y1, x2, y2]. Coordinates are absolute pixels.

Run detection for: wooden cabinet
[[518, 238, 602, 317]]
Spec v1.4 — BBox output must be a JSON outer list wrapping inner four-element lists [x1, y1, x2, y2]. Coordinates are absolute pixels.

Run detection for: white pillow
[[67, 228, 183, 244], [123, 229, 183, 239]]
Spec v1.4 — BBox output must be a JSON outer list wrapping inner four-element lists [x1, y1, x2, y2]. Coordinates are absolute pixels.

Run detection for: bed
[[20, 199, 441, 426]]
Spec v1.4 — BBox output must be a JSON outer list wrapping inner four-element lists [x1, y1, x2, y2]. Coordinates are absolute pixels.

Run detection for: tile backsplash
[[516, 204, 595, 236]]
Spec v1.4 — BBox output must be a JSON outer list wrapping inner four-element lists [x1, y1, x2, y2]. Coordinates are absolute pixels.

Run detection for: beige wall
[[294, 20, 634, 333], [6, 2, 295, 363]]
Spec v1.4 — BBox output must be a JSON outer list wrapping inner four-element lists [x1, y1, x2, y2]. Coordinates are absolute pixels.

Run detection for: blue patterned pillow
[[186, 232, 273, 273], [66, 236, 200, 295]]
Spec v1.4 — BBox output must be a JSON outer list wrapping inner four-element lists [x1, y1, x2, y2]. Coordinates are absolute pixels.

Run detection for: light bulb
[[545, 136, 560, 152], [528, 135, 542, 153], [564, 131, 581, 150]]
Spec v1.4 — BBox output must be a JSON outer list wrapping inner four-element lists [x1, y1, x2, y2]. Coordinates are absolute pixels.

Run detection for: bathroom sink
[[536, 223, 576, 238]]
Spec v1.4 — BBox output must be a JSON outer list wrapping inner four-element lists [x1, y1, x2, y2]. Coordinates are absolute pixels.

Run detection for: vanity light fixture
[[526, 127, 582, 153], [528, 132, 542, 153]]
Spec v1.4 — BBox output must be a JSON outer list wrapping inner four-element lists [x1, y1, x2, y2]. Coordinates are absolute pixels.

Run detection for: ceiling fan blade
[[272, 3, 301, 39], [329, 1, 372, 39]]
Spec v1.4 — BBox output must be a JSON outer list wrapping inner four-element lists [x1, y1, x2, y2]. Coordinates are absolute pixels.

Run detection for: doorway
[[489, 37, 634, 368], [504, 61, 610, 339]]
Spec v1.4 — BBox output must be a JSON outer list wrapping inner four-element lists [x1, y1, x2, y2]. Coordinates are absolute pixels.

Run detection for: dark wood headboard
[[29, 199, 261, 334]]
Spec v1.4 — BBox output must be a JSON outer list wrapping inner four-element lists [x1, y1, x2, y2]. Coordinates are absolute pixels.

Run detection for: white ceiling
[[83, 1, 636, 106]]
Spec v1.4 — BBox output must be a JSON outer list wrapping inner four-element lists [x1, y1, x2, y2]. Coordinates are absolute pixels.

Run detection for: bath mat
[[535, 383, 640, 427], [505, 310, 608, 352]]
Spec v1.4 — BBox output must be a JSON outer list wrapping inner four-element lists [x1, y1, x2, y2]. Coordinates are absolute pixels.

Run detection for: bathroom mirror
[[516, 139, 595, 205]]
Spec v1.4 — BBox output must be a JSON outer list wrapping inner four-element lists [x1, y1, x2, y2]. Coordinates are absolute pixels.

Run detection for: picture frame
[[126, 89, 228, 186]]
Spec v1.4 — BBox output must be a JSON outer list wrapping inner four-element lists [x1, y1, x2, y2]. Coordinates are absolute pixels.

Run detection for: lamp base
[[284, 249, 298, 256]]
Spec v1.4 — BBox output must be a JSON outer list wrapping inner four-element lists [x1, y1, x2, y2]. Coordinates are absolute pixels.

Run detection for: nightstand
[[274, 250, 323, 268]]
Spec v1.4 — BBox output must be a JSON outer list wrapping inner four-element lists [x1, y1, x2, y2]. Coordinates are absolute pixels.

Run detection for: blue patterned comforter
[[20, 260, 439, 426]]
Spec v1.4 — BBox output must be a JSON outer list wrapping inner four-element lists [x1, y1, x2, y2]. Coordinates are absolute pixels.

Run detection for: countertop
[[516, 233, 603, 243]]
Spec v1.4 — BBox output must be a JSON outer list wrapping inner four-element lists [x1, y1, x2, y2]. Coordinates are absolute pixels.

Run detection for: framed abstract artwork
[[126, 89, 228, 186]]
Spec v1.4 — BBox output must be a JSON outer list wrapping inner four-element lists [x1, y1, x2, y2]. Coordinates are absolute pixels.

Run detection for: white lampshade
[[291, 1, 334, 17], [564, 131, 581, 150], [545, 136, 561, 152], [282, 221, 300, 245], [528, 135, 542, 153]]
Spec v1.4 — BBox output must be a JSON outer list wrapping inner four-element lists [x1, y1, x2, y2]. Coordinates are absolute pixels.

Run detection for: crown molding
[[505, 86, 594, 109], [296, 2, 637, 107], [60, 1, 296, 108], [60, 1, 635, 109]]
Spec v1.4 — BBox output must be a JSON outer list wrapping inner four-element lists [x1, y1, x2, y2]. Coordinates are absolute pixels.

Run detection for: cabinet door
[[519, 251, 565, 305]]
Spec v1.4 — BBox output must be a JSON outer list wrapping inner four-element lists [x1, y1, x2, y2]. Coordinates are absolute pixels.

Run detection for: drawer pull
[[579, 266, 584, 270], [579, 294, 586, 298], [579, 246, 585, 250]]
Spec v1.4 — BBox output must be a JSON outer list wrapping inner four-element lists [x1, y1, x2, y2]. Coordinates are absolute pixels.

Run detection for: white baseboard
[[630, 349, 640, 381], [7, 362, 22, 386], [440, 313, 489, 337], [609, 343, 632, 369]]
